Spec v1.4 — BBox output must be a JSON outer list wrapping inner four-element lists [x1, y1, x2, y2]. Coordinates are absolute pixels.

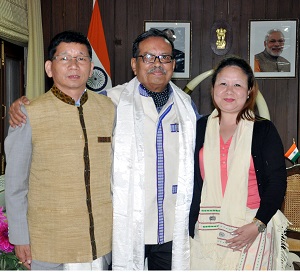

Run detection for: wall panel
[[41, 0, 300, 163]]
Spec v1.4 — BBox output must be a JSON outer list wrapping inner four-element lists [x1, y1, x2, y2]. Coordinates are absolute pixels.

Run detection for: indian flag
[[285, 142, 300, 163], [86, 0, 112, 93]]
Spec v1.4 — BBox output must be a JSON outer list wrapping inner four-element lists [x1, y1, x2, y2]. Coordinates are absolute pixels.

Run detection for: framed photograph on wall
[[144, 21, 191, 79], [249, 19, 298, 78]]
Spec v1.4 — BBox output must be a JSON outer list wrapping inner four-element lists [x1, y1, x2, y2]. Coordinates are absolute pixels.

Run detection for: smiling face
[[264, 31, 285, 57], [131, 36, 175, 93], [213, 66, 250, 116], [45, 42, 94, 98]]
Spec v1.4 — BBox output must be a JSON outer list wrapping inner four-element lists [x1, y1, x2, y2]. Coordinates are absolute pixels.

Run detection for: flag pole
[[293, 138, 296, 165]]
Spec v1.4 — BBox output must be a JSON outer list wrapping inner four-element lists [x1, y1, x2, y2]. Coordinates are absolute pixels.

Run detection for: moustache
[[147, 66, 167, 75], [271, 46, 283, 50]]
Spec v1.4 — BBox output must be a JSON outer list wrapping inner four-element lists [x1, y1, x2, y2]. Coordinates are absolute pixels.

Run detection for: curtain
[[26, 0, 44, 99], [0, 0, 28, 46], [0, 0, 44, 99]]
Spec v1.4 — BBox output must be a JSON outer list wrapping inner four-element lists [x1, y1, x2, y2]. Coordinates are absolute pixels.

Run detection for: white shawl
[[190, 109, 289, 270], [111, 77, 196, 270]]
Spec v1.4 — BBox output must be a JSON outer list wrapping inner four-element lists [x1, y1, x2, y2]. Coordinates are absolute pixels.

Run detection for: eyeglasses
[[52, 54, 91, 64], [137, 53, 173, 64]]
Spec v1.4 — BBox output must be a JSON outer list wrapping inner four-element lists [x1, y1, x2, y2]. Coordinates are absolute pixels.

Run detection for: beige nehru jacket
[[25, 90, 115, 263]]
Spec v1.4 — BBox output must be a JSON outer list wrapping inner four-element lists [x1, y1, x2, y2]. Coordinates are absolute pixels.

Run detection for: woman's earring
[[247, 95, 249, 99]]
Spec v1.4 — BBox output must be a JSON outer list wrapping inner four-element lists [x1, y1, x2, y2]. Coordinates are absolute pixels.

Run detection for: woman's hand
[[226, 222, 259, 252]]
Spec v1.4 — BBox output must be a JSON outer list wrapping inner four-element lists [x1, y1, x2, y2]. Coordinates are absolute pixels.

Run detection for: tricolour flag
[[285, 142, 300, 163], [86, 0, 112, 93]]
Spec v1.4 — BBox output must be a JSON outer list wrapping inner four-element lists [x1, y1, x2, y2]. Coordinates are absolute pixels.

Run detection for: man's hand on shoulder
[[9, 96, 30, 128]]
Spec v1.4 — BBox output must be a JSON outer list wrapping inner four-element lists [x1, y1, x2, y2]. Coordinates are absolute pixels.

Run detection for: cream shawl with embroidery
[[191, 109, 289, 270]]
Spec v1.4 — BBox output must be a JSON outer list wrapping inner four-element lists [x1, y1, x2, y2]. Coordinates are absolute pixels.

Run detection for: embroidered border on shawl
[[198, 206, 221, 230]]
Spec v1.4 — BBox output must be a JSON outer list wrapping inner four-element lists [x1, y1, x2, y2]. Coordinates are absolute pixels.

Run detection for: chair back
[[283, 164, 300, 232]]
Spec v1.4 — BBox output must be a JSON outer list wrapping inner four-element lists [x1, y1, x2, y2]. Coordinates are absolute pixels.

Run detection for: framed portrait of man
[[249, 19, 298, 78]]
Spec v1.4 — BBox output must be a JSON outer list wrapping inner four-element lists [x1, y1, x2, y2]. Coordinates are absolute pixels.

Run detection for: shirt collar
[[51, 85, 88, 106], [139, 83, 171, 109]]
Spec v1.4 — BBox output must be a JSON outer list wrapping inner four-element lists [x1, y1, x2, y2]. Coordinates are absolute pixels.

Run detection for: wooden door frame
[[0, 39, 25, 174]]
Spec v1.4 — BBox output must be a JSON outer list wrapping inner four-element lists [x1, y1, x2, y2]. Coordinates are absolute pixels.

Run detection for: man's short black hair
[[48, 30, 92, 60], [132, 28, 175, 58]]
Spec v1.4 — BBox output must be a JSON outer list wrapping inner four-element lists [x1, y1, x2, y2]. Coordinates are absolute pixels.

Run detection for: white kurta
[[107, 77, 196, 270]]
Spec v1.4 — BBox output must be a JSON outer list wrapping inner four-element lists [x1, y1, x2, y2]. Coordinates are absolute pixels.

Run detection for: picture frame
[[249, 19, 298, 78], [144, 21, 191, 79]]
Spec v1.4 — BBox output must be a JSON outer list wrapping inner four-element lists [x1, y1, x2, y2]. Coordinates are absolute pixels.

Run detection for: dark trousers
[[144, 241, 172, 270]]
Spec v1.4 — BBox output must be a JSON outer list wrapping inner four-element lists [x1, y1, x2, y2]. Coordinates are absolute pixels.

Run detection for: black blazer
[[189, 115, 287, 237]]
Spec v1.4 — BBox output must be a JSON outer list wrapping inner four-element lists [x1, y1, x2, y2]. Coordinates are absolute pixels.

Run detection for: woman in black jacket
[[189, 56, 288, 270]]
